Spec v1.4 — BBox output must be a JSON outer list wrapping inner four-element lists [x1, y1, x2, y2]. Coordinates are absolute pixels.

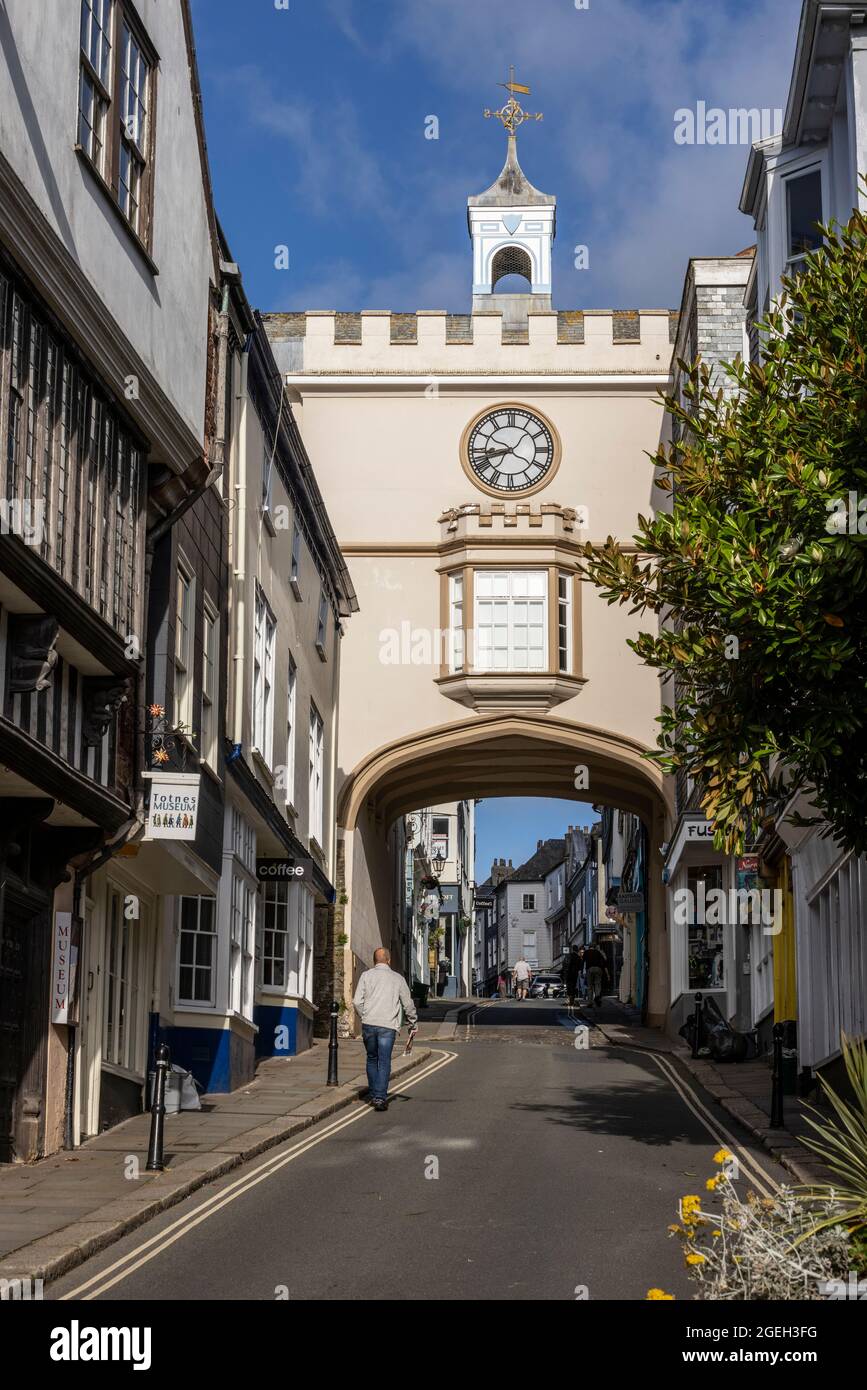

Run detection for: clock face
[[464, 406, 558, 495]]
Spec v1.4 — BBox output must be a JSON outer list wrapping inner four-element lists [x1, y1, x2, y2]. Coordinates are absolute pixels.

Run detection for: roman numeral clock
[[460, 403, 561, 498]]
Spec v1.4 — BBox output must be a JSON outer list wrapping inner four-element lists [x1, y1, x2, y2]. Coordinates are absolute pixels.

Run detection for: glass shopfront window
[[686, 865, 725, 991]]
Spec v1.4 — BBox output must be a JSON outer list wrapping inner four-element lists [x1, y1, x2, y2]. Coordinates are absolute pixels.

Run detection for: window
[[177, 896, 217, 1006], [78, 0, 112, 171], [253, 584, 276, 765], [474, 570, 546, 671], [316, 589, 328, 659], [309, 704, 324, 846], [557, 572, 573, 673], [785, 169, 822, 274], [431, 816, 449, 861], [522, 931, 537, 959], [449, 573, 464, 672], [231, 806, 256, 874], [103, 884, 141, 1070], [686, 866, 725, 991], [78, 1, 156, 246], [174, 560, 194, 731], [284, 652, 297, 806], [522, 893, 536, 911], [290, 524, 302, 598], [201, 601, 218, 768], [261, 881, 314, 1003], [261, 878, 289, 988], [229, 874, 255, 1019]]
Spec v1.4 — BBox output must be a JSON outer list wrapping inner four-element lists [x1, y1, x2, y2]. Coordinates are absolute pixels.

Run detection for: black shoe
[[373, 1099, 388, 1112]]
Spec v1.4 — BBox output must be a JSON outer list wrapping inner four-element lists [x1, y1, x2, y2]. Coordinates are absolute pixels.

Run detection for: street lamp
[[432, 851, 446, 876]]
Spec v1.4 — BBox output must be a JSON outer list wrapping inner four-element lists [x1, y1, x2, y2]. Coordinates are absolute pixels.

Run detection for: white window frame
[[201, 599, 218, 770], [290, 523, 302, 599], [557, 571, 573, 674], [174, 555, 195, 732], [229, 872, 255, 1021], [522, 892, 536, 912], [309, 703, 325, 847], [284, 651, 297, 807], [176, 894, 218, 1007], [449, 572, 464, 673], [474, 569, 547, 672], [253, 583, 276, 766], [316, 589, 328, 660], [102, 882, 142, 1073]]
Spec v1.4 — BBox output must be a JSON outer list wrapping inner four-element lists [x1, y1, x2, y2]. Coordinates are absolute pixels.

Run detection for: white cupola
[[468, 74, 556, 321]]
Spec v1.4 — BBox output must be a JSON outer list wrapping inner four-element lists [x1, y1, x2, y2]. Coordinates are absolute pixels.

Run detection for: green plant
[[336, 932, 348, 947], [797, 1033, 867, 1250], [339, 892, 348, 905], [578, 197, 867, 856]]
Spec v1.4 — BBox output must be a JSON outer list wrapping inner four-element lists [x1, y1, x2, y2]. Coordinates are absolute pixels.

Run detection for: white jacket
[[353, 964, 418, 1032]]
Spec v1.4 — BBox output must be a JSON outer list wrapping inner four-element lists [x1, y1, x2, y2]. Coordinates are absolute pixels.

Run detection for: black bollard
[[146, 1041, 171, 1172], [327, 1000, 339, 1086], [691, 992, 703, 1059], [770, 1021, 784, 1128]]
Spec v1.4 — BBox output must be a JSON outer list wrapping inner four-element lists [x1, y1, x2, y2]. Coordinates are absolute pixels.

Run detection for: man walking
[[353, 947, 418, 1111], [584, 942, 608, 1008], [561, 945, 582, 1007], [512, 955, 531, 1000]]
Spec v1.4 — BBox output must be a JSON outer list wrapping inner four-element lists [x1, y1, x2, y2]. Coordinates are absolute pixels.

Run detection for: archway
[[323, 714, 672, 1034], [490, 244, 533, 292]]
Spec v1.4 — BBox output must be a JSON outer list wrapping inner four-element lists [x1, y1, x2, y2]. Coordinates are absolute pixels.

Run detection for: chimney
[[537, 839, 543, 851]]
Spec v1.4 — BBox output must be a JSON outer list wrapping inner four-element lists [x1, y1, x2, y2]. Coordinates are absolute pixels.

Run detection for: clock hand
[[485, 446, 511, 460]]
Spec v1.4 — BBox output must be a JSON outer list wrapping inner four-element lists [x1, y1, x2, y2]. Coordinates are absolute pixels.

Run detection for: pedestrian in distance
[[512, 955, 531, 1000], [353, 947, 418, 1112], [561, 945, 582, 1007], [497, 972, 508, 999], [584, 943, 608, 1008]]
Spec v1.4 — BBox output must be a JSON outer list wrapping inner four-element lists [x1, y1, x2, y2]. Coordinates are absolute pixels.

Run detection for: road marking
[[61, 1049, 458, 1302]]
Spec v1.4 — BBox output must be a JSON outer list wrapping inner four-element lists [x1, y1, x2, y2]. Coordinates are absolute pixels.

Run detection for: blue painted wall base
[[254, 1002, 313, 1059]]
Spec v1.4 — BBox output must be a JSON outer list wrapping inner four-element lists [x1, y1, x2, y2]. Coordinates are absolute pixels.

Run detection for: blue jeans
[[362, 1024, 397, 1101]]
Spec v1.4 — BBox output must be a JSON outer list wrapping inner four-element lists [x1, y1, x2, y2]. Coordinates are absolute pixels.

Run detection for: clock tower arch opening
[[490, 244, 534, 293]]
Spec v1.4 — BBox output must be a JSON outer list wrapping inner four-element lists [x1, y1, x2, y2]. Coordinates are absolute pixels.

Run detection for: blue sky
[[474, 798, 596, 884], [191, 0, 796, 312]]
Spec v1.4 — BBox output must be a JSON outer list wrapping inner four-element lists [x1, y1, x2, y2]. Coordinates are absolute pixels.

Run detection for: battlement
[[264, 309, 680, 377]]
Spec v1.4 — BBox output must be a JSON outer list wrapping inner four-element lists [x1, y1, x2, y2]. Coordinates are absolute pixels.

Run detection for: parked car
[[529, 972, 566, 999]]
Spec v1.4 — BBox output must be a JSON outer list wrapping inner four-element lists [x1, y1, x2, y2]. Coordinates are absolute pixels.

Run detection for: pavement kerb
[[0, 1046, 433, 1287], [591, 1021, 824, 1187]]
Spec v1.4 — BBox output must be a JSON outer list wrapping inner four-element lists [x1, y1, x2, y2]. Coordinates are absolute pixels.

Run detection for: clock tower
[[468, 72, 556, 326]]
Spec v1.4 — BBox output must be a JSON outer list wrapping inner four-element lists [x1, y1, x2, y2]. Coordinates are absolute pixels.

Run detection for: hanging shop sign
[[142, 771, 201, 841], [616, 891, 645, 914], [51, 911, 76, 1024], [256, 856, 313, 883]]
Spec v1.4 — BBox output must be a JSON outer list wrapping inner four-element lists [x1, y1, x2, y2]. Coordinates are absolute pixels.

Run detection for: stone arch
[[329, 713, 672, 1028]]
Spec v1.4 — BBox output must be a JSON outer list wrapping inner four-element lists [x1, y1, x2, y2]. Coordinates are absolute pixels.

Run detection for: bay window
[[785, 168, 822, 276], [475, 570, 546, 671]]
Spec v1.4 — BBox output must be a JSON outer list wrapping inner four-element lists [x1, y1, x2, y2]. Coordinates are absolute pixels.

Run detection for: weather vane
[[484, 66, 543, 136]]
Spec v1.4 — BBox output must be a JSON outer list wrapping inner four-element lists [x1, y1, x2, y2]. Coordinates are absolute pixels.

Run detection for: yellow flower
[[668, 1223, 683, 1234], [646, 1288, 675, 1300], [713, 1148, 732, 1165], [712, 1230, 722, 1237], [706, 1176, 720, 1191], [686, 1253, 706, 1266]]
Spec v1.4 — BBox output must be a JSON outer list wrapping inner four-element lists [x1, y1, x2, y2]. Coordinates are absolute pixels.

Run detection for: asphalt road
[[51, 1003, 788, 1302]]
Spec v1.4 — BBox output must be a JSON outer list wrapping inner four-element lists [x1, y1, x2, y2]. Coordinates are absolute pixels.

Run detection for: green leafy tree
[[579, 203, 867, 854]]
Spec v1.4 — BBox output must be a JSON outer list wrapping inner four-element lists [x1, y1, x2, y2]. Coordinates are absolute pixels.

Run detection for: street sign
[[256, 856, 313, 883], [616, 891, 645, 913]]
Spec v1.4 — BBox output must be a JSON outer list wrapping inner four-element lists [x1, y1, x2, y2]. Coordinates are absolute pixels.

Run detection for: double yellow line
[[60, 1049, 458, 1301]]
